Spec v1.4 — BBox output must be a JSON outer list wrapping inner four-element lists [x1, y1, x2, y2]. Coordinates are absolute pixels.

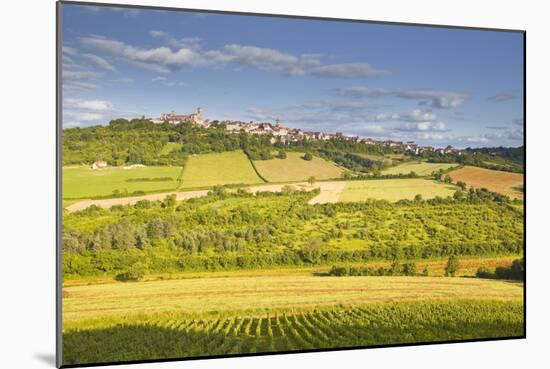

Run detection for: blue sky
[[61, 3, 524, 148]]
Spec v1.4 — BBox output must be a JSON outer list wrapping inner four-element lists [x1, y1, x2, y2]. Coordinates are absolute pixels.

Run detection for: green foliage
[[420, 146, 524, 173], [62, 189, 523, 278], [476, 267, 494, 279], [277, 150, 287, 159], [115, 262, 147, 282], [317, 150, 388, 173], [302, 152, 313, 161], [328, 262, 418, 277], [445, 255, 460, 277], [477, 258, 524, 281]]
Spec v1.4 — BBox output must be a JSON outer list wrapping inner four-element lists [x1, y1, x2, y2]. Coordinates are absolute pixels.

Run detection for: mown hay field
[[62, 165, 183, 199], [253, 152, 346, 182], [180, 151, 263, 189], [449, 166, 524, 199], [63, 274, 522, 324], [338, 179, 457, 202], [382, 162, 458, 176]]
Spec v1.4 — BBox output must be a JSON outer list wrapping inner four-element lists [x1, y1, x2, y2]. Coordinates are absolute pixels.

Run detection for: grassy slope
[[449, 166, 524, 199], [382, 162, 458, 176], [253, 152, 345, 182], [338, 178, 457, 202], [180, 151, 263, 188], [62, 166, 183, 199]]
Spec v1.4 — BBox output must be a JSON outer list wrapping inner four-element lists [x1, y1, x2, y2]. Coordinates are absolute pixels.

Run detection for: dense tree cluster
[[476, 257, 524, 280], [62, 188, 523, 278], [328, 261, 419, 277], [420, 146, 524, 173]]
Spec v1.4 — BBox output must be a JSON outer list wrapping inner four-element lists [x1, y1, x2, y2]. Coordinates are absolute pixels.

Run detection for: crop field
[[62, 165, 183, 199], [62, 276, 523, 365], [382, 162, 458, 176], [63, 300, 523, 365], [253, 152, 345, 182], [338, 179, 457, 202], [449, 166, 524, 199], [180, 151, 263, 188], [62, 275, 522, 324]]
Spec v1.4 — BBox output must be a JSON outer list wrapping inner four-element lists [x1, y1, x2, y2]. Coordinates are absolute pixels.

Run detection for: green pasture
[[338, 178, 457, 202], [253, 152, 345, 182], [180, 151, 263, 189], [382, 162, 458, 176], [62, 165, 183, 199]]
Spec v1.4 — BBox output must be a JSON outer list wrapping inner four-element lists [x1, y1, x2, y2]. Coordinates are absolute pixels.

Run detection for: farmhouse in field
[[91, 160, 108, 170]]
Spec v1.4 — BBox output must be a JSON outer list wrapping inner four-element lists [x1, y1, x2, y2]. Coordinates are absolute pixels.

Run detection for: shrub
[[445, 255, 460, 277], [476, 258, 524, 281], [402, 262, 417, 276], [303, 152, 313, 161], [115, 263, 146, 282], [476, 267, 494, 279], [329, 265, 348, 276]]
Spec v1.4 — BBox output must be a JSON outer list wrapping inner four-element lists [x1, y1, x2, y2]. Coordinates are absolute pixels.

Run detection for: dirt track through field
[[65, 190, 209, 212], [65, 181, 347, 212]]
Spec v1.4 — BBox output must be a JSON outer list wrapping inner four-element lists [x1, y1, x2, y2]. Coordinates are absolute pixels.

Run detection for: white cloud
[[63, 46, 78, 56], [65, 98, 113, 111], [63, 70, 100, 80], [151, 76, 187, 87], [207, 44, 321, 76], [63, 98, 141, 127], [401, 90, 465, 109], [334, 86, 466, 109], [80, 33, 386, 78], [372, 109, 437, 123], [150, 30, 202, 50], [396, 121, 447, 132], [77, 112, 105, 121], [80, 35, 204, 72], [62, 80, 98, 93], [82, 53, 116, 71], [488, 92, 517, 102], [84, 6, 141, 17], [311, 63, 388, 78], [111, 77, 134, 83]]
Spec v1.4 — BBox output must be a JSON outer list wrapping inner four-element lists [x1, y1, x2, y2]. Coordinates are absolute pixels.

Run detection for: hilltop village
[[151, 108, 460, 156]]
